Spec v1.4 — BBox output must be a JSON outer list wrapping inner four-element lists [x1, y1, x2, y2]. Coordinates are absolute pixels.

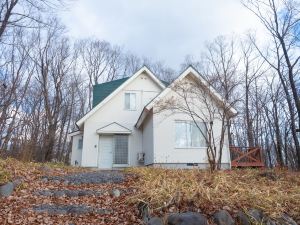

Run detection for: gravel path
[[34, 189, 104, 197], [31, 171, 125, 215], [43, 171, 125, 185], [33, 204, 111, 215]]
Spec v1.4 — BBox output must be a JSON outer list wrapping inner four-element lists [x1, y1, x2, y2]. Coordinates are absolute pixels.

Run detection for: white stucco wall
[[151, 75, 231, 169], [81, 72, 162, 167], [70, 134, 83, 166], [142, 112, 154, 165]]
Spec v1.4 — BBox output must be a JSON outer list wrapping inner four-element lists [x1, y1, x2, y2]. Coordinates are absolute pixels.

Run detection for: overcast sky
[[60, 0, 265, 70]]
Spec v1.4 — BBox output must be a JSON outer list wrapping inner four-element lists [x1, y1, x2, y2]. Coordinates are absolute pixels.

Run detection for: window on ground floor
[[114, 135, 128, 164], [78, 138, 83, 150], [175, 121, 207, 148]]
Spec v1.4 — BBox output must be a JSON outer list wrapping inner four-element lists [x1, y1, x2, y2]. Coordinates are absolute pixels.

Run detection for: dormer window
[[124, 93, 136, 110]]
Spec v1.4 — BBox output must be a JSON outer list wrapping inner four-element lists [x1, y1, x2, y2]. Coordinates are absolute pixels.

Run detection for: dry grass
[[0, 157, 87, 185], [0, 159, 11, 184], [127, 167, 300, 219]]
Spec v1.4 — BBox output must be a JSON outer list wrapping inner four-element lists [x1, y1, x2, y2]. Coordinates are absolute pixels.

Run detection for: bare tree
[[240, 38, 265, 147], [32, 20, 73, 161], [243, 0, 300, 168], [203, 36, 241, 146], [0, 0, 64, 41], [76, 39, 124, 109]]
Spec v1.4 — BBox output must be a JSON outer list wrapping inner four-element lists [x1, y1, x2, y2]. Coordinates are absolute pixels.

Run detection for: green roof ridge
[[92, 77, 129, 107]]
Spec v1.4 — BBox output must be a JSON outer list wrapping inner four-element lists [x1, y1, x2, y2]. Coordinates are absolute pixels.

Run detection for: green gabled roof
[[93, 77, 129, 107], [92, 77, 169, 108]]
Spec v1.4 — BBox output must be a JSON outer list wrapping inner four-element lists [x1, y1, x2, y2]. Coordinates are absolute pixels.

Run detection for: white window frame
[[124, 92, 137, 111], [175, 120, 207, 149]]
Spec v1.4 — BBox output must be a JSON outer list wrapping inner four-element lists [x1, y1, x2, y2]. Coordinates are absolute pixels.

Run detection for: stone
[[35, 190, 53, 197], [94, 208, 112, 214], [247, 209, 264, 223], [0, 182, 14, 197], [236, 211, 250, 225], [138, 202, 150, 223], [34, 189, 103, 197], [65, 190, 79, 197], [12, 179, 23, 188], [41, 177, 48, 183], [39, 165, 53, 174], [278, 214, 297, 225], [53, 191, 65, 197], [148, 217, 164, 225], [111, 189, 121, 197], [264, 218, 277, 225], [44, 171, 124, 185], [213, 210, 234, 225], [53, 180, 60, 185], [33, 204, 111, 215], [167, 212, 208, 225], [78, 190, 90, 196]]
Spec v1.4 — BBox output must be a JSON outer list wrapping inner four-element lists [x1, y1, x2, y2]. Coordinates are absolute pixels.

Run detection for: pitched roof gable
[[135, 66, 238, 128], [76, 66, 166, 128]]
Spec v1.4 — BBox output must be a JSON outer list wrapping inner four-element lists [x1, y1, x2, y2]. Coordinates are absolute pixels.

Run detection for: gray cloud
[[60, 0, 265, 70]]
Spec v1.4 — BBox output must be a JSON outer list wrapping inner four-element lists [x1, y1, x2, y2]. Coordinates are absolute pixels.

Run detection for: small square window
[[125, 93, 136, 110]]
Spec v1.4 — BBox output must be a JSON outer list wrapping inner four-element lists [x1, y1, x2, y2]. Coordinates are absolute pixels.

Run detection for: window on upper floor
[[124, 93, 136, 110], [175, 121, 207, 148]]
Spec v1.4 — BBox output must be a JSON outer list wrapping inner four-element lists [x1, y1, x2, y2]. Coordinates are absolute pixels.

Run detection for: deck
[[230, 146, 265, 168]]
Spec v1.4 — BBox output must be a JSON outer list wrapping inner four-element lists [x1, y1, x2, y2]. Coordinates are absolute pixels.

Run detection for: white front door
[[98, 135, 113, 169]]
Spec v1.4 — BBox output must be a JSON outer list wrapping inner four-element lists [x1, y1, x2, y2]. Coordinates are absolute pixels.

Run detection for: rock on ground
[[167, 212, 208, 225], [138, 202, 150, 223], [34, 189, 103, 197], [32, 204, 111, 215], [248, 209, 264, 223], [213, 210, 234, 225], [39, 165, 53, 174], [278, 214, 298, 225], [148, 217, 164, 225], [236, 211, 251, 225], [111, 189, 121, 197], [12, 178, 23, 188], [44, 171, 124, 185], [0, 182, 14, 197]]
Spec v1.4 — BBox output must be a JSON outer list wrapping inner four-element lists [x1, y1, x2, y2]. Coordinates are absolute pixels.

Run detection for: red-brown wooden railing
[[230, 146, 265, 167]]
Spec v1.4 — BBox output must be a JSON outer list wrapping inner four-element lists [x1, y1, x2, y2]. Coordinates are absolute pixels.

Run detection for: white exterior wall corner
[[142, 111, 154, 165], [80, 72, 163, 168], [70, 134, 83, 166]]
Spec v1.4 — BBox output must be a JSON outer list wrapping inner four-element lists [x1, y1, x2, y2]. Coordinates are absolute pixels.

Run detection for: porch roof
[[96, 122, 131, 134]]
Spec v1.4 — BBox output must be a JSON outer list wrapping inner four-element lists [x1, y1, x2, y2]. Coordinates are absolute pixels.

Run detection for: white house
[[69, 66, 237, 169]]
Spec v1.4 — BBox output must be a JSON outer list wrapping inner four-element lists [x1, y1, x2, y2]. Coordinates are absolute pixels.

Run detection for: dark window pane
[[114, 135, 128, 164]]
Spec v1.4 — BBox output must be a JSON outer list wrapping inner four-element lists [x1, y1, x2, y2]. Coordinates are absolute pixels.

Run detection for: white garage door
[[98, 135, 113, 169]]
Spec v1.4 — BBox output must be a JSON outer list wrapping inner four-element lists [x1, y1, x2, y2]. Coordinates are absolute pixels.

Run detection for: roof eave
[[135, 108, 151, 129]]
